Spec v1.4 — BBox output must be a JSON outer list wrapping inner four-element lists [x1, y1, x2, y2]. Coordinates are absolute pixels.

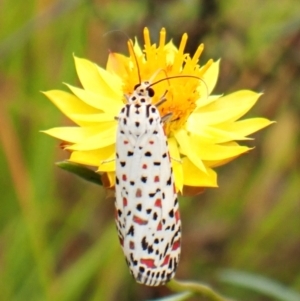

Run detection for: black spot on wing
[[146, 104, 151, 118], [125, 105, 130, 117], [141, 237, 148, 250], [141, 176, 147, 183], [127, 225, 134, 236], [163, 243, 169, 257], [139, 266, 145, 273], [148, 245, 153, 254], [148, 188, 161, 197], [168, 258, 173, 270]]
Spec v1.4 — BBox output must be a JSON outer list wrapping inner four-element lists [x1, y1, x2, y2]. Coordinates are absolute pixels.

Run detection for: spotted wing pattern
[[115, 83, 181, 286]]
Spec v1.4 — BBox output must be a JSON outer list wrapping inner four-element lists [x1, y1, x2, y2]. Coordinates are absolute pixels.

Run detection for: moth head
[[129, 81, 155, 104]]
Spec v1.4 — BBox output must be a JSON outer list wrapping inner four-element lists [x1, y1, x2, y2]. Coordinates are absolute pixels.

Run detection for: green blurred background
[[0, 0, 299, 300]]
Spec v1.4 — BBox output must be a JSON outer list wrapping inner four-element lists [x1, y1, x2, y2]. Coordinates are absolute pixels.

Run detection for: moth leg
[[161, 112, 173, 123], [124, 94, 130, 102], [170, 157, 182, 164], [101, 158, 115, 164], [154, 90, 168, 107]]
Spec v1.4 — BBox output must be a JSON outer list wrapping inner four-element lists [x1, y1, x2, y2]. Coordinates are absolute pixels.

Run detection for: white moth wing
[[115, 103, 181, 286]]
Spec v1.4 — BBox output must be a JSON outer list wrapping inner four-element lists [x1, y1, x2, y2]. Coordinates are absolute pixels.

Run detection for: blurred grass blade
[[147, 292, 192, 301], [218, 269, 300, 301], [56, 161, 103, 186]]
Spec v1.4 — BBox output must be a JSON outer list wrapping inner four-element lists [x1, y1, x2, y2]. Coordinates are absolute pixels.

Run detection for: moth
[[114, 79, 181, 286]]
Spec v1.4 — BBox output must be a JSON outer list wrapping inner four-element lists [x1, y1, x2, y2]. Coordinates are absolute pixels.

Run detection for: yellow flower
[[43, 27, 272, 194]]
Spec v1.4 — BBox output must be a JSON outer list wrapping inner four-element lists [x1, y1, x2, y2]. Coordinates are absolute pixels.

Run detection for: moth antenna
[[103, 29, 141, 84], [149, 75, 209, 99], [127, 39, 141, 84], [148, 68, 170, 86], [103, 29, 131, 40]]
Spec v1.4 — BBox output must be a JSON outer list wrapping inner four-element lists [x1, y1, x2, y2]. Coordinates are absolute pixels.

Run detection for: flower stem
[[166, 279, 235, 301]]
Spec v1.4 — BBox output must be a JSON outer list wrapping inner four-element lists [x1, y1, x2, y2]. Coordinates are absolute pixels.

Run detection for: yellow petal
[[168, 137, 183, 192], [192, 90, 262, 125], [97, 66, 123, 96], [42, 90, 100, 126], [69, 145, 115, 167], [188, 135, 250, 161], [69, 113, 115, 124], [198, 126, 252, 143], [219, 118, 274, 137], [65, 84, 121, 115], [43, 124, 114, 143], [74, 56, 121, 99], [164, 41, 178, 64], [182, 157, 217, 187], [106, 52, 129, 76], [174, 129, 207, 173], [199, 59, 220, 96], [67, 124, 117, 151], [106, 171, 116, 187], [196, 94, 223, 108], [133, 38, 143, 57]]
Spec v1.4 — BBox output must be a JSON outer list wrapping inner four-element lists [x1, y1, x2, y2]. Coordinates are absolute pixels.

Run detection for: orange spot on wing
[[157, 222, 162, 231], [140, 258, 156, 268], [133, 215, 148, 225], [123, 197, 128, 206], [142, 164, 147, 169], [129, 241, 135, 249], [154, 175, 160, 182], [149, 140, 154, 144], [155, 199, 162, 207], [175, 210, 180, 223], [136, 188, 142, 197], [161, 255, 170, 266], [122, 174, 127, 181], [124, 140, 129, 144], [172, 239, 180, 250]]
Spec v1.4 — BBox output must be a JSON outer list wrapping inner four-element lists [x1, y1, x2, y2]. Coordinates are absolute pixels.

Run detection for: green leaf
[[56, 161, 103, 186], [147, 292, 192, 301], [218, 269, 300, 301]]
